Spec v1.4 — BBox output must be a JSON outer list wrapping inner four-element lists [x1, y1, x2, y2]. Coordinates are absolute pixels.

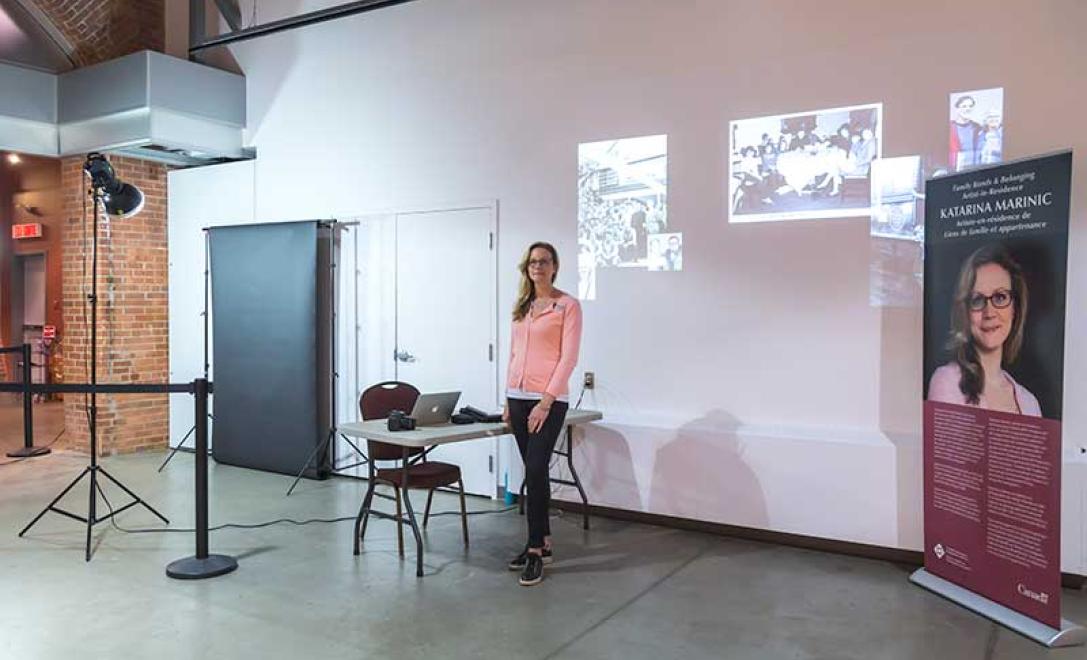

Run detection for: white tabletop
[[338, 408, 603, 448]]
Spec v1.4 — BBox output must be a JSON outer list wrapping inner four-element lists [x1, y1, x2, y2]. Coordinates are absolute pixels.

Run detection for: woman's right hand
[[502, 405, 509, 424]]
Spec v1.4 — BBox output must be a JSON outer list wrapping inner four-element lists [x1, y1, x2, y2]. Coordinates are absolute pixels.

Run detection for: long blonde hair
[[948, 244, 1028, 404], [512, 242, 559, 321]]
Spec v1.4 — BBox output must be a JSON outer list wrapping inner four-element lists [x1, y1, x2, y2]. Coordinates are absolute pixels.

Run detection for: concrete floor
[[0, 450, 1085, 660]]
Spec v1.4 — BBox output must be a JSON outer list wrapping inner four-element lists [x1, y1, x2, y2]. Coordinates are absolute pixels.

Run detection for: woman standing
[[504, 242, 582, 586]]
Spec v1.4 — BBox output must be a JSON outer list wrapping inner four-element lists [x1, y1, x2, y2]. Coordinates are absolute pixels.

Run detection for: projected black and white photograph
[[869, 237, 923, 308], [647, 233, 683, 272], [577, 134, 668, 299], [870, 156, 923, 242], [949, 87, 1003, 172], [728, 103, 882, 223], [577, 241, 597, 301]]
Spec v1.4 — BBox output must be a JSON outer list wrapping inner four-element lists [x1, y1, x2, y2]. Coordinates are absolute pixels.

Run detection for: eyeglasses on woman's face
[[967, 288, 1012, 312], [528, 258, 553, 268]]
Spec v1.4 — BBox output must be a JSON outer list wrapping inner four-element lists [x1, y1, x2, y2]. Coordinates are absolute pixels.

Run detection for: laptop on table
[[410, 391, 461, 427]]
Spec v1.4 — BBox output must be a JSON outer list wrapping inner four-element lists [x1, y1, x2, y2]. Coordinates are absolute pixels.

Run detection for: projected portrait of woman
[[927, 244, 1041, 416]]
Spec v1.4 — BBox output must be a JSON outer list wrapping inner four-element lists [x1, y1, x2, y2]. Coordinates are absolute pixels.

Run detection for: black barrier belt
[[0, 382, 211, 394], [0, 345, 27, 354]]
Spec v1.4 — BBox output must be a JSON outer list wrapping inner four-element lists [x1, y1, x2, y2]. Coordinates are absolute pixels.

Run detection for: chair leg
[[395, 486, 404, 558], [423, 489, 435, 529], [458, 479, 469, 547]]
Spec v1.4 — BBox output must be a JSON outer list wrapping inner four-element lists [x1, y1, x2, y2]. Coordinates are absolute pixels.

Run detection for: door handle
[[394, 349, 417, 363]]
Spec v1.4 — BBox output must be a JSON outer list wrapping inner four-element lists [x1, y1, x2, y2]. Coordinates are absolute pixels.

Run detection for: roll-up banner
[[914, 151, 1084, 646]]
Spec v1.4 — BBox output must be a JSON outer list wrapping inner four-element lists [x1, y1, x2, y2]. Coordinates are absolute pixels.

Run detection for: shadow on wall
[[647, 409, 769, 529], [569, 422, 642, 512]]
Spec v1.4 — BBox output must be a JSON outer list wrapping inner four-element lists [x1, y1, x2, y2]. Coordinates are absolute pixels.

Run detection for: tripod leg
[[97, 467, 169, 524], [341, 436, 368, 464], [285, 431, 332, 496], [158, 425, 195, 473], [86, 468, 97, 562], [20, 467, 91, 537]]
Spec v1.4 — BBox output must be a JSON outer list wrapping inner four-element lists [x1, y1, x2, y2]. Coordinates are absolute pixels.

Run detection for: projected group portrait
[[728, 103, 882, 223]]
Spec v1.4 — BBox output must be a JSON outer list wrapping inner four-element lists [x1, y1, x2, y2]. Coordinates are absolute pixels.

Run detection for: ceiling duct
[[0, 50, 250, 167]]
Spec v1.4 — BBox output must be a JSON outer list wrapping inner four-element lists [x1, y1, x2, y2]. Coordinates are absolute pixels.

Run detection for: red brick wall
[[35, 0, 165, 68], [60, 156, 169, 455], [29, 1, 172, 454]]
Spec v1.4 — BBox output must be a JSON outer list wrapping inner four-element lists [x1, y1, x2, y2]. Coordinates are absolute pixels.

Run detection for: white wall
[[169, 0, 1087, 570], [167, 160, 256, 448]]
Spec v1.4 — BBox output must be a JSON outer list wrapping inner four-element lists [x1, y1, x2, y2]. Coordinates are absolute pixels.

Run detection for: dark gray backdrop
[[208, 221, 333, 477]]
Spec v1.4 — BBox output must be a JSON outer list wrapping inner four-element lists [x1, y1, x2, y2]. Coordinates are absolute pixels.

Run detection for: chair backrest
[[359, 381, 423, 462]]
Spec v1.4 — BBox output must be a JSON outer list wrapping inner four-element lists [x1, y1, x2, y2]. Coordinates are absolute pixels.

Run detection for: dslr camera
[[387, 410, 416, 432]]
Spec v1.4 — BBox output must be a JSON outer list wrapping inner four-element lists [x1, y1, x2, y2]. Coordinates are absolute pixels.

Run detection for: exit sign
[[12, 223, 42, 239]]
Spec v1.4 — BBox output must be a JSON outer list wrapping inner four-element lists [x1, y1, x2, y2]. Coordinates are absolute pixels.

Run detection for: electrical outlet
[[583, 371, 595, 390]]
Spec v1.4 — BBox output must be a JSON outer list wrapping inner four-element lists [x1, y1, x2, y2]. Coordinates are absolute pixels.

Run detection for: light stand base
[[167, 554, 238, 580], [6, 446, 51, 458]]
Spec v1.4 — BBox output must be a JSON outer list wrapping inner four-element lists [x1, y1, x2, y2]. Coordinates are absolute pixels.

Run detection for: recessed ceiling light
[[6, 153, 20, 165]]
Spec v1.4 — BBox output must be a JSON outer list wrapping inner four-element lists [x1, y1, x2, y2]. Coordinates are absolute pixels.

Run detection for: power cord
[[96, 486, 517, 535]]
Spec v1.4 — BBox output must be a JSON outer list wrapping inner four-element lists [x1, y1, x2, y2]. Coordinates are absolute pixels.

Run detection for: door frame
[[337, 199, 502, 496], [392, 199, 499, 409], [12, 250, 49, 384]]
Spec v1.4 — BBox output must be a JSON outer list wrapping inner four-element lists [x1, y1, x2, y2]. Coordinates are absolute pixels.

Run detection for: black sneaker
[[519, 553, 544, 586], [508, 546, 553, 571]]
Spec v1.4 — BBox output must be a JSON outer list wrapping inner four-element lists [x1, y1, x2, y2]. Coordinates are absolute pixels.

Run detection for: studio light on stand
[[84, 153, 145, 218], [19, 153, 169, 561]]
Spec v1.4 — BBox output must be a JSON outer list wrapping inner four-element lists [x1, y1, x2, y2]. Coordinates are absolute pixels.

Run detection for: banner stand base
[[910, 568, 1087, 648]]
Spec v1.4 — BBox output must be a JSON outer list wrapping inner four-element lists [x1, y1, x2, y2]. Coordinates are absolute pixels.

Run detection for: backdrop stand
[[284, 220, 352, 495], [160, 230, 213, 473]]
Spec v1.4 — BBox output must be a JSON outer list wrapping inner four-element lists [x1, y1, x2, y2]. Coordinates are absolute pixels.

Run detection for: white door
[[395, 206, 498, 496], [22, 254, 46, 383]]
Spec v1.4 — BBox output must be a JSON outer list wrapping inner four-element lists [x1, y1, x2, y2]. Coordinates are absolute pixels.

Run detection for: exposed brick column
[[60, 156, 169, 455]]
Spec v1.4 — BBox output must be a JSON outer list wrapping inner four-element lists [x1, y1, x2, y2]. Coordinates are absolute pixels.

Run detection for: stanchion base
[[6, 446, 51, 458], [166, 554, 238, 580]]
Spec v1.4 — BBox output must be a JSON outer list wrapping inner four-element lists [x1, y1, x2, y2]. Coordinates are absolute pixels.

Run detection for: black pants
[[508, 398, 569, 548]]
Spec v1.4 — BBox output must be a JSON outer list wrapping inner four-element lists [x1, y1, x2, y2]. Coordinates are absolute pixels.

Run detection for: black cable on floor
[[97, 488, 517, 535]]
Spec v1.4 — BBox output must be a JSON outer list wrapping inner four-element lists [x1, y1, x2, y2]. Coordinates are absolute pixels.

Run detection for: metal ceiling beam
[[213, 0, 242, 31], [189, 0, 421, 54], [10, 0, 77, 70]]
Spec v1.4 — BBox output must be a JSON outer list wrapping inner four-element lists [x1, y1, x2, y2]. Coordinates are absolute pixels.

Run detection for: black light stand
[[19, 157, 168, 561], [3, 343, 50, 458]]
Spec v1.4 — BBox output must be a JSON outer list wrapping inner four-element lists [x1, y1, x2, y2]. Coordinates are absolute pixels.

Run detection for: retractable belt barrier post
[[0, 344, 49, 458], [4, 378, 235, 576]]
